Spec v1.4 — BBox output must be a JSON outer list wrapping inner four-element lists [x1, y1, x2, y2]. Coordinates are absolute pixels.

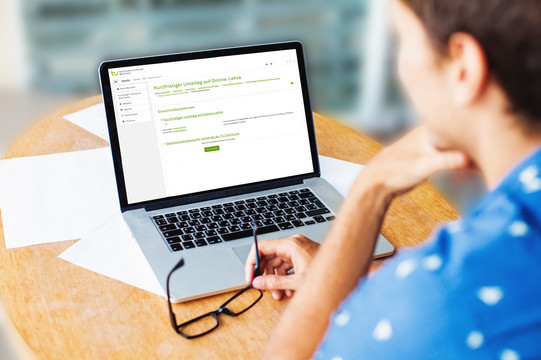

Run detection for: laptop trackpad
[[232, 244, 252, 265]]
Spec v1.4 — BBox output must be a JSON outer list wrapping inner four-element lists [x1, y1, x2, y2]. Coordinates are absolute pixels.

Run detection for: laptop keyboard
[[151, 188, 335, 252]]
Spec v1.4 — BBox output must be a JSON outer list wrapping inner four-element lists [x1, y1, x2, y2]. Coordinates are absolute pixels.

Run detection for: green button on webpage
[[204, 145, 220, 152]]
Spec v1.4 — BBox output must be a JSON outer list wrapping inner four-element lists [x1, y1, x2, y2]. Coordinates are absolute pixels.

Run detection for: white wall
[[0, 0, 26, 91]]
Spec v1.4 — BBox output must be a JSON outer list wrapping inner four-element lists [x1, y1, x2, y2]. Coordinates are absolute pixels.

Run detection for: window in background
[[22, 0, 412, 135], [15, 0, 486, 215]]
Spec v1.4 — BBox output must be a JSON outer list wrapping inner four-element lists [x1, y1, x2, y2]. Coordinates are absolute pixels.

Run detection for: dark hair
[[401, 0, 541, 128]]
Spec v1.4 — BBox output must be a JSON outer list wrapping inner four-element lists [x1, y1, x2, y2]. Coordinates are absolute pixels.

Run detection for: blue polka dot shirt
[[315, 147, 541, 360]]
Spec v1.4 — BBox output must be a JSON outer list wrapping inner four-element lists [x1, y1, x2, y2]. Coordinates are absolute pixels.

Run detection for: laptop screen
[[104, 45, 316, 206]]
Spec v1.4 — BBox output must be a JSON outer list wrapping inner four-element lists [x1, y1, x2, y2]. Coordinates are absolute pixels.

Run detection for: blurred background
[[0, 0, 485, 212]]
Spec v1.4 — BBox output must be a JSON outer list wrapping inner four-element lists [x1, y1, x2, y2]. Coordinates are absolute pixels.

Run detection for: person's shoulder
[[317, 188, 541, 359], [429, 185, 541, 309], [435, 191, 541, 359], [453, 187, 541, 272]]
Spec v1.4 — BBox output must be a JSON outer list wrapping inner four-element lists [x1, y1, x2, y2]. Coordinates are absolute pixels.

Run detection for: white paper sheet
[[320, 155, 364, 198], [63, 103, 109, 141], [58, 155, 364, 297], [59, 213, 165, 296], [0, 148, 119, 248]]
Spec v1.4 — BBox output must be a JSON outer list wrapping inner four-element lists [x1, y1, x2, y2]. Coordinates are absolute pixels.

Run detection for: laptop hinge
[[144, 177, 304, 212]]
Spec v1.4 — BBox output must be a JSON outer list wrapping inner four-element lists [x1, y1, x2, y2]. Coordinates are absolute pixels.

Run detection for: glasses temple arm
[[166, 258, 185, 332], [253, 222, 261, 277]]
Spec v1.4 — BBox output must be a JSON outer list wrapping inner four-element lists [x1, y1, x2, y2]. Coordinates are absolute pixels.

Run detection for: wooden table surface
[[0, 96, 458, 359]]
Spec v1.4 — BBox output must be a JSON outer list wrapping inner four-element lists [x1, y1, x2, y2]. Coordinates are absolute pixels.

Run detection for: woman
[[245, 0, 541, 358]]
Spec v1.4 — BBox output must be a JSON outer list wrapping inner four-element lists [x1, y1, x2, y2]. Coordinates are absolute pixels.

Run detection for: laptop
[[99, 41, 394, 302]]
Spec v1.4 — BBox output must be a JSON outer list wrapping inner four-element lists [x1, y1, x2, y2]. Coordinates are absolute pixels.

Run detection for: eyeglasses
[[166, 223, 263, 339]]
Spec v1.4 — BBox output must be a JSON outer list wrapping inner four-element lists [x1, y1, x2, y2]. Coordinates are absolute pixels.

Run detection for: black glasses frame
[[166, 223, 263, 339]]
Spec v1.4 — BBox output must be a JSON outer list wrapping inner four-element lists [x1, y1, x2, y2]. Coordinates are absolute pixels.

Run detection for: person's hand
[[358, 125, 471, 199], [245, 234, 319, 300]]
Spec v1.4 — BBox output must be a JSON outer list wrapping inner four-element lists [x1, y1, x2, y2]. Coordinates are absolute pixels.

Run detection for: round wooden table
[[0, 96, 458, 359]]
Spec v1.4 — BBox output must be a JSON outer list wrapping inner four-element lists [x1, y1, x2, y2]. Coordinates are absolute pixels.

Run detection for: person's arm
[[262, 126, 469, 359], [262, 173, 389, 358]]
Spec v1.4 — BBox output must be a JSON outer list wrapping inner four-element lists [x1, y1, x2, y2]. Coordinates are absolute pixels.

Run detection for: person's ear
[[446, 32, 489, 107]]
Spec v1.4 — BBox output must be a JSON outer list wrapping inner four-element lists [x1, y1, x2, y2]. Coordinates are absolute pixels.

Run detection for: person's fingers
[[262, 257, 280, 300], [256, 238, 298, 262], [245, 239, 287, 282], [252, 274, 299, 291], [263, 260, 283, 301], [410, 151, 470, 188], [245, 251, 273, 283], [262, 256, 290, 301], [275, 263, 288, 276], [244, 237, 305, 282], [265, 257, 284, 273], [429, 150, 470, 172], [265, 259, 276, 278], [272, 263, 291, 301], [271, 290, 283, 301], [275, 263, 295, 298], [276, 262, 292, 274]]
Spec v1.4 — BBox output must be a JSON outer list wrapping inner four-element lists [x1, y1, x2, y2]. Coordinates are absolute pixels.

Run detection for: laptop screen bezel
[[99, 41, 321, 211]]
